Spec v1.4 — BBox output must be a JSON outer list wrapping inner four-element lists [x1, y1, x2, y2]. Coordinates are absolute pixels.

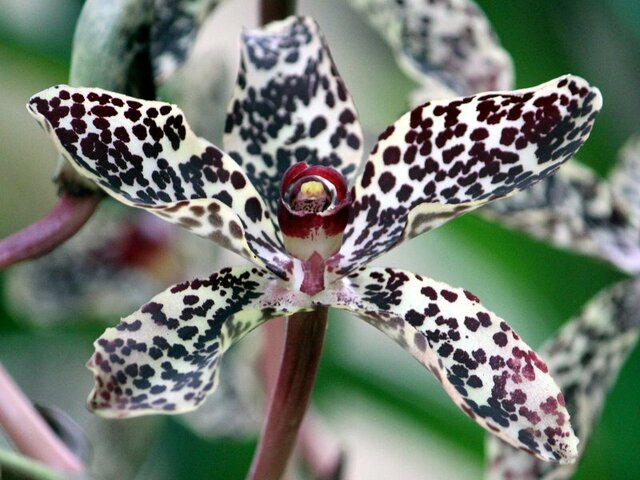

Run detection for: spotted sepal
[[223, 16, 364, 216], [27, 85, 292, 277], [322, 267, 578, 463], [486, 279, 640, 479], [347, 0, 514, 98], [480, 160, 640, 274], [332, 75, 602, 277], [87, 266, 312, 417], [610, 135, 640, 228], [152, 0, 221, 82]]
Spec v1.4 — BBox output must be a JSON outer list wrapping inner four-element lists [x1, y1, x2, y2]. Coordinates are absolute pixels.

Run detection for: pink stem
[[0, 364, 85, 474], [0, 192, 101, 270], [248, 307, 328, 480], [261, 317, 287, 398]]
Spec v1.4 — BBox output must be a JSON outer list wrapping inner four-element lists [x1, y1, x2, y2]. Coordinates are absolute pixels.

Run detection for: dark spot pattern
[[487, 278, 640, 477], [87, 266, 307, 416], [334, 75, 601, 277], [151, 0, 221, 81], [336, 267, 578, 463], [223, 17, 363, 216], [27, 85, 292, 279]]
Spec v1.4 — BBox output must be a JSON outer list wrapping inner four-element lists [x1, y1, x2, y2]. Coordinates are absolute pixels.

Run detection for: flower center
[[277, 163, 352, 295], [290, 179, 332, 213]]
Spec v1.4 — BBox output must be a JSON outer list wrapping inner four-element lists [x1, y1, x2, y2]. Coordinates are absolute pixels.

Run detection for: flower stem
[[0, 449, 68, 480], [248, 307, 328, 480], [0, 192, 101, 270], [260, 0, 296, 25], [0, 364, 85, 474]]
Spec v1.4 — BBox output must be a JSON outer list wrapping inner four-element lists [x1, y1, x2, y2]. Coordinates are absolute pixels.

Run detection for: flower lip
[[277, 163, 352, 260]]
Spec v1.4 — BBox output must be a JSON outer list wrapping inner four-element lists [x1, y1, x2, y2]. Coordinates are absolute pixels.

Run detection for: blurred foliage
[[0, 0, 639, 479]]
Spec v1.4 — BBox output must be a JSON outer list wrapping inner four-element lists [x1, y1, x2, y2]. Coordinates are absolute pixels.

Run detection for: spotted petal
[[87, 266, 312, 417], [486, 279, 640, 479], [223, 16, 364, 216], [27, 85, 292, 277], [152, 0, 221, 82], [333, 75, 602, 277], [320, 267, 578, 463], [610, 135, 640, 227], [480, 160, 640, 273], [348, 0, 514, 99], [72, 0, 220, 93]]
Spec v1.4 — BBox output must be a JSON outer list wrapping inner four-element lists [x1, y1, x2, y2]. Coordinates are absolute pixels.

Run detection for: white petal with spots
[[348, 0, 514, 97], [87, 266, 312, 417], [318, 267, 578, 464], [610, 135, 640, 228], [223, 16, 364, 216], [486, 279, 640, 479], [333, 75, 602, 277], [27, 85, 293, 277]]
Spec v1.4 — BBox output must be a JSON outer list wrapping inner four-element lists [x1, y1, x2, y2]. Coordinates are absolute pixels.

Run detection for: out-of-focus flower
[[6, 208, 178, 325], [27, 15, 603, 463]]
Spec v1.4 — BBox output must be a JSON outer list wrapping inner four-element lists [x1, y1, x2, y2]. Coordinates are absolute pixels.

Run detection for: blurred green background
[[0, 0, 638, 479]]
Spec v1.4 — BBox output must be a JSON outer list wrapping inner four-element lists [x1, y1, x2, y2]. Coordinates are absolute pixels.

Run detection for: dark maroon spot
[[493, 332, 508, 347], [361, 162, 375, 188], [231, 171, 246, 189], [383, 146, 401, 165], [441, 290, 458, 302], [309, 116, 327, 137], [245, 197, 263, 222], [464, 316, 480, 332], [421, 286, 437, 300], [91, 105, 117, 117], [378, 172, 395, 193], [405, 309, 424, 327]]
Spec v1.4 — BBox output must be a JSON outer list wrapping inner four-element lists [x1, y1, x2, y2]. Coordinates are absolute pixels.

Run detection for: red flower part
[[277, 163, 352, 261]]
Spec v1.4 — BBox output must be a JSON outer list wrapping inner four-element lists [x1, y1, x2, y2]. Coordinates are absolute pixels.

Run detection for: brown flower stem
[[248, 307, 329, 480], [260, 0, 296, 25], [0, 364, 85, 474], [0, 192, 101, 270]]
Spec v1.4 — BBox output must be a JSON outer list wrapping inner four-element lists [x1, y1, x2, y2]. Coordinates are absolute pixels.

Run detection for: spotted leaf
[[87, 266, 311, 417], [480, 160, 640, 274], [27, 85, 292, 277], [320, 267, 578, 463], [348, 0, 514, 99], [223, 16, 364, 216], [486, 279, 640, 479], [332, 75, 602, 277]]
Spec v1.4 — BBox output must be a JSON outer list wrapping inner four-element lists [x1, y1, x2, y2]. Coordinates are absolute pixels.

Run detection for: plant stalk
[[248, 307, 328, 480], [0, 364, 85, 474], [260, 0, 296, 25], [0, 192, 101, 270]]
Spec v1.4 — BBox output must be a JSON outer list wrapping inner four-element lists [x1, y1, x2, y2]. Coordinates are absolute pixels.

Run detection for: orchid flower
[[26, 15, 603, 464]]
